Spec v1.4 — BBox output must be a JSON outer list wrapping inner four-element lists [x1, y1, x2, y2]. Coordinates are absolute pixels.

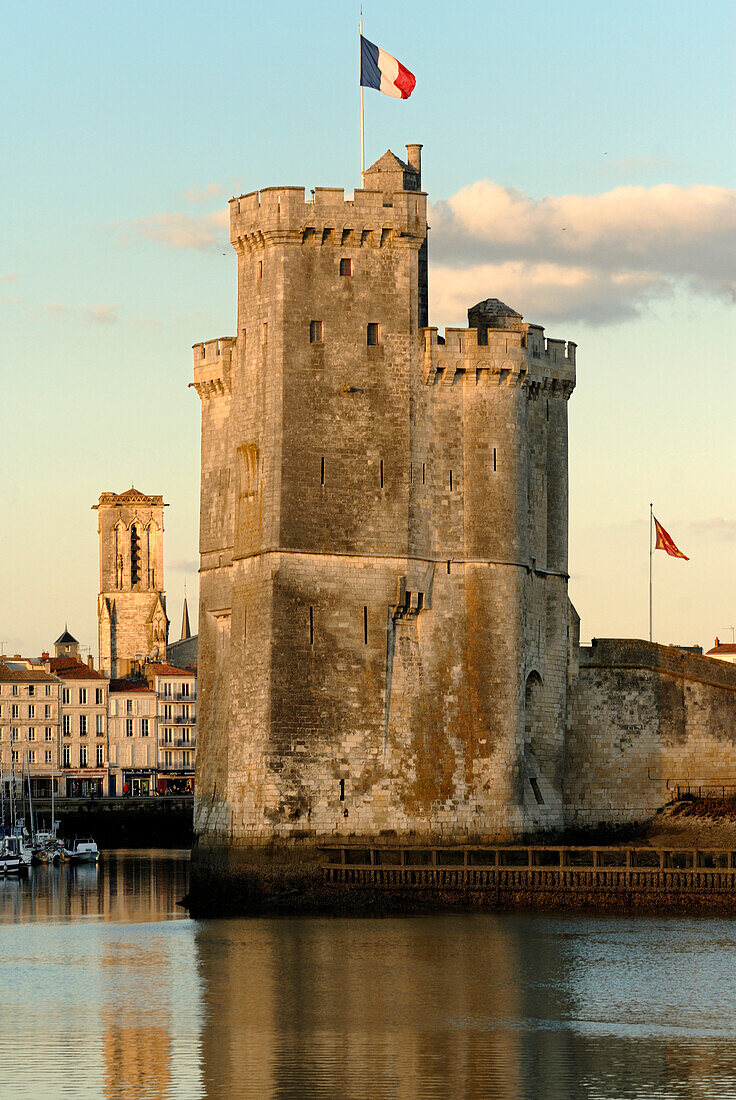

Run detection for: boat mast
[[26, 752, 36, 843]]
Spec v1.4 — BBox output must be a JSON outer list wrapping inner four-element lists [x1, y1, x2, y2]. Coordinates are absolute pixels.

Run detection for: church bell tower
[[94, 488, 169, 677]]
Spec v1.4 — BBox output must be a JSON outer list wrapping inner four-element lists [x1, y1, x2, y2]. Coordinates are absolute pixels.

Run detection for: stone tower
[[191, 146, 576, 900], [94, 488, 169, 677]]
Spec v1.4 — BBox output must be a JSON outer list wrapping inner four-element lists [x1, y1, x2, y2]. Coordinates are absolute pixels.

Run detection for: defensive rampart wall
[[565, 639, 736, 827]]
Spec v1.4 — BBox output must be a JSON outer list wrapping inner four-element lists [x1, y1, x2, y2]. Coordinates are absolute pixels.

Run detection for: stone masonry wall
[[565, 638, 736, 826]]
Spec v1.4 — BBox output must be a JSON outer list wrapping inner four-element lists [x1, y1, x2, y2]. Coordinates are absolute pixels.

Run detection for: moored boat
[[62, 838, 100, 864]]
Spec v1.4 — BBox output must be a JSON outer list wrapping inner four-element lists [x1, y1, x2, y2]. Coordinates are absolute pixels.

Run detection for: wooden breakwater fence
[[318, 845, 736, 909]]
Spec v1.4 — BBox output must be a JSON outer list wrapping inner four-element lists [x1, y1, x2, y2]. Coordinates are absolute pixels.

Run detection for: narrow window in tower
[[243, 608, 247, 645], [493, 448, 497, 472], [339, 258, 352, 276], [367, 323, 380, 346], [310, 320, 323, 343], [262, 322, 268, 343], [380, 459, 384, 489], [242, 328, 247, 350], [409, 464, 413, 484], [130, 525, 141, 586], [309, 606, 314, 646], [546, 400, 550, 422], [363, 606, 368, 645], [339, 778, 345, 801], [449, 470, 453, 492], [422, 463, 426, 484], [258, 260, 263, 279], [320, 456, 325, 486], [447, 560, 451, 574]]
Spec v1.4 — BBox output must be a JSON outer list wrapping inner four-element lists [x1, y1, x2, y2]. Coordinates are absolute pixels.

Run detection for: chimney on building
[[87, 654, 94, 669], [405, 143, 422, 185]]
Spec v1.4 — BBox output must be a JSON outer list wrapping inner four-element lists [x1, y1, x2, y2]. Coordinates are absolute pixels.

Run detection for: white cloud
[[185, 183, 225, 204], [130, 210, 228, 251], [43, 302, 119, 324], [429, 180, 736, 326]]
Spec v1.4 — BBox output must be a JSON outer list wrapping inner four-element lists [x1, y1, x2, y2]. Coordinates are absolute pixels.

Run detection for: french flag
[[360, 35, 416, 99]]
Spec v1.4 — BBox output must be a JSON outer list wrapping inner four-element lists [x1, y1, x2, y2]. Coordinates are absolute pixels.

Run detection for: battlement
[[421, 323, 576, 391], [229, 184, 427, 249], [191, 336, 236, 398]]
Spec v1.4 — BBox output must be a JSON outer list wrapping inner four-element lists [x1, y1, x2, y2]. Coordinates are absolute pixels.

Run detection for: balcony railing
[[159, 739, 195, 749]]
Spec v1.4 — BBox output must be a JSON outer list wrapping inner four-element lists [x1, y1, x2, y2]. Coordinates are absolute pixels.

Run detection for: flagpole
[[359, 12, 365, 184], [649, 502, 653, 642]]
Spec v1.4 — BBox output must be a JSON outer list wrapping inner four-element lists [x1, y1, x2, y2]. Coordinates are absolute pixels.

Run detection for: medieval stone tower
[[191, 145, 576, 877], [94, 488, 169, 677]]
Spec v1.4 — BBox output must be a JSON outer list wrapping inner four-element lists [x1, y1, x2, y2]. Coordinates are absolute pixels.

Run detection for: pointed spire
[[180, 593, 191, 641]]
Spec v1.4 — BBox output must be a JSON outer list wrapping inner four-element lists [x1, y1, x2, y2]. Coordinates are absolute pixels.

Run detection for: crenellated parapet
[[190, 336, 236, 399], [229, 185, 427, 254], [421, 317, 575, 396]]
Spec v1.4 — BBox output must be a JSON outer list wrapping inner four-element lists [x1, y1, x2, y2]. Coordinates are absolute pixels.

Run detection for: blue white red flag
[[360, 35, 416, 99]]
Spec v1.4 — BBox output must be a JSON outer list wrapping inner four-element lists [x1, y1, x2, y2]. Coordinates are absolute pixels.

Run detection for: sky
[[1, 0, 734, 659]]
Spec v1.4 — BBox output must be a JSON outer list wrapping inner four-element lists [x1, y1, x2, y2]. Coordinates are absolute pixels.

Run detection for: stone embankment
[[33, 795, 193, 847]]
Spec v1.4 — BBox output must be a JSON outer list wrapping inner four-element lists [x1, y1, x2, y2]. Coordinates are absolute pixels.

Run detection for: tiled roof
[[147, 662, 196, 676], [48, 657, 107, 681], [707, 644, 736, 655], [0, 662, 59, 684], [109, 678, 155, 693]]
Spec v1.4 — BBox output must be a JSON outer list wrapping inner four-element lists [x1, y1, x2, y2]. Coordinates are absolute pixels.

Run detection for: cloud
[[169, 559, 198, 573], [690, 518, 736, 539], [43, 302, 119, 324], [130, 210, 229, 251], [429, 181, 736, 326], [185, 183, 225, 204]]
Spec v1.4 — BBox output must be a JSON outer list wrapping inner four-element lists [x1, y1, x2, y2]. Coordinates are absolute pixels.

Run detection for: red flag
[[653, 516, 689, 560]]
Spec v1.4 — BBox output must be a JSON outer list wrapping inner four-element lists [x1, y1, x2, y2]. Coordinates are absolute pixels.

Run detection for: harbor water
[[2, 850, 736, 1099]]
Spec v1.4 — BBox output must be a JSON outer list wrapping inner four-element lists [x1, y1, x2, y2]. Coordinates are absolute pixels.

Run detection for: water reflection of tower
[[193, 916, 567, 1098]]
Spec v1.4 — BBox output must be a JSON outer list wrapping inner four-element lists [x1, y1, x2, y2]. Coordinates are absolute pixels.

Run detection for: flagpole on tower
[[649, 502, 653, 642], [359, 10, 365, 184]]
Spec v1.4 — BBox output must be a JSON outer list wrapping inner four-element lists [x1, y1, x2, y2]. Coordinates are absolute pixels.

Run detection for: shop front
[[122, 769, 156, 797], [63, 771, 105, 798], [156, 772, 194, 795]]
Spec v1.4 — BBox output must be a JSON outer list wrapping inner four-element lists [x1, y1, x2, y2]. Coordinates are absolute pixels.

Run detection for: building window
[[28, 750, 36, 764], [96, 714, 104, 736], [62, 715, 71, 736], [125, 718, 133, 738], [80, 747, 87, 768], [367, 323, 380, 346], [79, 688, 87, 705], [164, 751, 173, 768], [45, 704, 51, 718], [11, 728, 18, 742], [258, 260, 263, 279], [182, 729, 191, 744], [164, 704, 172, 721], [45, 750, 52, 764], [126, 700, 133, 715], [12, 686, 18, 696], [62, 687, 71, 705], [182, 751, 191, 768], [28, 685, 35, 697], [12, 750, 19, 763], [28, 704, 35, 719], [141, 718, 149, 738], [62, 747, 70, 768], [163, 682, 172, 699], [181, 682, 190, 698], [309, 320, 323, 344], [164, 728, 172, 744], [11, 705, 19, 720], [79, 715, 87, 736], [96, 746, 104, 767], [339, 258, 352, 276], [182, 705, 190, 720], [45, 685, 51, 696], [95, 688, 104, 705], [131, 525, 141, 586], [45, 727, 52, 742], [28, 728, 36, 742]]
